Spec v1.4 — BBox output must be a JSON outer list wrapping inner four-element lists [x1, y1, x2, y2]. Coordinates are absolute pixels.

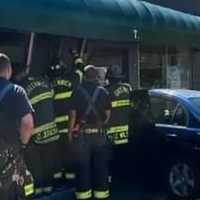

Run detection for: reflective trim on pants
[[65, 172, 76, 180], [24, 183, 34, 196], [93, 190, 110, 199], [75, 190, 92, 199], [53, 172, 63, 179], [43, 186, 53, 193]]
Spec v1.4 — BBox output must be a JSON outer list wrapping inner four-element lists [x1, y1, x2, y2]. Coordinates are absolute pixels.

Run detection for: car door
[[150, 95, 188, 136], [150, 95, 196, 148]]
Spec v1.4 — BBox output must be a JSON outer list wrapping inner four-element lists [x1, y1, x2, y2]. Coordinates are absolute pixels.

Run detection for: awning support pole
[[26, 32, 35, 74]]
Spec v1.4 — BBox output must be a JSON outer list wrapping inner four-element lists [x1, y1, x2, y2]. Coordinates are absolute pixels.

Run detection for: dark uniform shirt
[[70, 81, 111, 125], [51, 72, 80, 134], [19, 76, 58, 144], [106, 82, 132, 145], [0, 77, 33, 145]]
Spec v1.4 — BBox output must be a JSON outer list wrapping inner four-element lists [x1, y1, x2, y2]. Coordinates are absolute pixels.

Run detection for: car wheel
[[165, 158, 200, 199]]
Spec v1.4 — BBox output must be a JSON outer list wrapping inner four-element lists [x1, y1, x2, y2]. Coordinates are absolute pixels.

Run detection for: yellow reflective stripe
[[24, 184, 34, 196], [107, 125, 128, 134], [35, 135, 60, 144], [75, 190, 92, 199], [33, 122, 56, 135], [55, 115, 69, 123], [59, 129, 68, 133], [43, 186, 53, 193], [30, 92, 53, 105], [65, 172, 76, 179], [93, 190, 110, 199], [54, 91, 72, 100], [114, 139, 128, 145], [112, 99, 130, 108]]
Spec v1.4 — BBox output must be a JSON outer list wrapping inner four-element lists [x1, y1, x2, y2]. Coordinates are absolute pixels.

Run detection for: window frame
[[171, 103, 189, 127], [150, 94, 189, 127]]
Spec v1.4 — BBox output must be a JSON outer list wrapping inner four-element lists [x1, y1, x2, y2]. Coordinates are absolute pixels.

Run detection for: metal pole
[[26, 32, 35, 73], [80, 38, 87, 58], [132, 28, 141, 89], [137, 42, 141, 89], [165, 46, 169, 88]]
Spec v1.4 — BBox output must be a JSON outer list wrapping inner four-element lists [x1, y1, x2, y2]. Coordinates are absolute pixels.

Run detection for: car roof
[[149, 89, 200, 100]]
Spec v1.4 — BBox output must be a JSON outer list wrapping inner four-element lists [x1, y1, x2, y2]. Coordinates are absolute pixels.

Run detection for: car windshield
[[189, 97, 200, 111]]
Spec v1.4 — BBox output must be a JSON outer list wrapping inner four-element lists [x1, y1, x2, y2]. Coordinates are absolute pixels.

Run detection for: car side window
[[150, 96, 177, 124], [173, 104, 187, 126]]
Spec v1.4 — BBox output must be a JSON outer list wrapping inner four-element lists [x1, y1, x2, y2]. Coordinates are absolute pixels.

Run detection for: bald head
[[84, 65, 98, 82], [0, 53, 12, 80]]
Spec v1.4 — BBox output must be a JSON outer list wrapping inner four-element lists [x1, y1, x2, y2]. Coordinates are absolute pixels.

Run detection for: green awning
[[0, 0, 200, 47]]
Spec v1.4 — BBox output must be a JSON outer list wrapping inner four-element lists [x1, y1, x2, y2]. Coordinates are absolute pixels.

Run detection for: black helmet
[[106, 65, 124, 80], [74, 57, 84, 71], [47, 57, 66, 78]]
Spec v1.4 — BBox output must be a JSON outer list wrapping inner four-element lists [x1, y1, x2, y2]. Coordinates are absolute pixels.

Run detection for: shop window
[[167, 48, 192, 89], [0, 30, 28, 75], [140, 47, 165, 89]]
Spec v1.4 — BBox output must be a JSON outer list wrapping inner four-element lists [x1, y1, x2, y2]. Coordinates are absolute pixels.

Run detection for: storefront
[[139, 46, 193, 89]]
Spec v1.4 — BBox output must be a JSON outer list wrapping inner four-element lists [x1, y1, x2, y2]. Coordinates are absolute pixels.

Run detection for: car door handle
[[167, 133, 177, 137]]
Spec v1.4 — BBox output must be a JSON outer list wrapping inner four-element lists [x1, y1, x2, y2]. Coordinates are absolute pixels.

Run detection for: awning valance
[[0, 0, 200, 46]]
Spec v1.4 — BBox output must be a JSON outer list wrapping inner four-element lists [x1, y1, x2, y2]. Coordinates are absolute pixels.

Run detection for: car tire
[[164, 157, 200, 199]]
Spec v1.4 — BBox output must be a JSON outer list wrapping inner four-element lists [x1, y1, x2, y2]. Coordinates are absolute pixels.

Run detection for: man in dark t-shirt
[[0, 54, 34, 200], [0, 79, 34, 144]]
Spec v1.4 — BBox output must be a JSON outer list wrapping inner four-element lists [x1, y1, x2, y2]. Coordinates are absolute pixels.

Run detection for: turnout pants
[[111, 144, 129, 182], [24, 140, 62, 195], [56, 132, 76, 183], [72, 132, 111, 200]]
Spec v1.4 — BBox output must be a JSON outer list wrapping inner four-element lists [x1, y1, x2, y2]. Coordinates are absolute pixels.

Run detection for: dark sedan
[[128, 89, 200, 200]]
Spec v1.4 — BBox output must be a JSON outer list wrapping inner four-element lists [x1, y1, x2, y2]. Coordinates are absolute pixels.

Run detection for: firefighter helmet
[[74, 57, 84, 71], [106, 65, 124, 79], [47, 58, 66, 78]]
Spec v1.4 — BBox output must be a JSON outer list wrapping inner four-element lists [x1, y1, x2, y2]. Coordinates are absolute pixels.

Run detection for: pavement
[[112, 183, 168, 200], [27, 184, 200, 200], [24, 180, 200, 200]]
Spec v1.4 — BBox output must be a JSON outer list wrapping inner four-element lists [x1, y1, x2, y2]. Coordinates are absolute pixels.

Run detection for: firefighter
[[0, 54, 34, 200], [106, 66, 132, 181], [69, 65, 111, 200], [14, 69, 60, 196], [47, 58, 80, 183], [74, 56, 85, 83]]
